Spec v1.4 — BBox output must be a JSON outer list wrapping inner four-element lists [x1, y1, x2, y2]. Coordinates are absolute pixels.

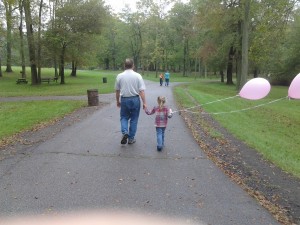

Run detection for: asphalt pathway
[[0, 80, 279, 225]]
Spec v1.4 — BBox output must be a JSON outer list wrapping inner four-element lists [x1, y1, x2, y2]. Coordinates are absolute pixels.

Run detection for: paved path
[[0, 81, 279, 224]]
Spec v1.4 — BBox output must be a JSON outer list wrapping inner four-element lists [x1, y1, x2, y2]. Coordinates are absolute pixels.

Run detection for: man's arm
[[139, 90, 147, 109], [116, 90, 121, 108]]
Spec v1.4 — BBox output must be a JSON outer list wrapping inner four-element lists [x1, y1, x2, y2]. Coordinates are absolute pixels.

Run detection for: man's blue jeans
[[120, 96, 140, 140], [156, 127, 166, 148]]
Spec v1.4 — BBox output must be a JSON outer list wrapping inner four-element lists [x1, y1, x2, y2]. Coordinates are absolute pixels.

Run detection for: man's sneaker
[[128, 139, 136, 144], [157, 146, 162, 151], [121, 134, 128, 144]]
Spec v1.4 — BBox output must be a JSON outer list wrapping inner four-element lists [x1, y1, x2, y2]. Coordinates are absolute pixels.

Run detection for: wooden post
[[87, 89, 99, 106]]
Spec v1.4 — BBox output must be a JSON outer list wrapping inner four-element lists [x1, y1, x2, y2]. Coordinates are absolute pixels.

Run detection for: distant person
[[115, 58, 147, 145], [159, 73, 164, 86], [164, 71, 170, 86], [145, 96, 173, 151]]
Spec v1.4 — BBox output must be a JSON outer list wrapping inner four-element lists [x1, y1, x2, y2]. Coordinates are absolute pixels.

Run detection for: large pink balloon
[[239, 78, 271, 100], [288, 73, 300, 99]]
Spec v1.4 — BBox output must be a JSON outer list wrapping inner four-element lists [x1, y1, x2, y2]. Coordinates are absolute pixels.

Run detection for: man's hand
[[117, 102, 121, 108], [139, 90, 146, 110]]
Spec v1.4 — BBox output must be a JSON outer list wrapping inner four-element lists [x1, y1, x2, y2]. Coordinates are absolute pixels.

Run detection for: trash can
[[87, 89, 99, 106], [103, 77, 107, 83]]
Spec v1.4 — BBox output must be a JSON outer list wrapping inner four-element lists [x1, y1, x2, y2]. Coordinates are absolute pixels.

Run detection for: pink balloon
[[288, 73, 300, 99], [239, 78, 271, 100]]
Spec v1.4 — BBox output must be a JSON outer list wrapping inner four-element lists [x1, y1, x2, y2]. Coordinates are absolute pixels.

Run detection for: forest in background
[[0, 0, 299, 89]]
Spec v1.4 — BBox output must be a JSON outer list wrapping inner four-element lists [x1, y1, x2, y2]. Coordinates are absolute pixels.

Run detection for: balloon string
[[172, 95, 239, 114], [176, 96, 288, 115]]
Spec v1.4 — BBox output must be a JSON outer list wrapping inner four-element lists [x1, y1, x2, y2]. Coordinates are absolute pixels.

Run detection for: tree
[[136, 0, 174, 72], [239, 0, 250, 90], [3, 0, 17, 73], [23, 0, 38, 84], [193, 0, 240, 84], [48, 0, 108, 83], [0, 22, 4, 77], [18, 0, 26, 78], [274, 8, 300, 83], [37, 0, 44, 82], [249, 0, 298, 83], [120, 6, 144, 70], [96, 16, 127, 70], [169, 2, 195, 76]]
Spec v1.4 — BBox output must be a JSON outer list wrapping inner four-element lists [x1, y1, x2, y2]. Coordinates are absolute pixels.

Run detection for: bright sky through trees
[[104, 0, 137, 13], [104, 0, 190, 13]]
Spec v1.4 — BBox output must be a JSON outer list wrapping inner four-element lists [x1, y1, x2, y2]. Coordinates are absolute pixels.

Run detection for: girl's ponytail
[[157, 96, 166, 109]]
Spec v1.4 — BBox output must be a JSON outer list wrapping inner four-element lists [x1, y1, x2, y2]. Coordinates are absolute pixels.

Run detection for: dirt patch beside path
[[180, 109, 300, 225]]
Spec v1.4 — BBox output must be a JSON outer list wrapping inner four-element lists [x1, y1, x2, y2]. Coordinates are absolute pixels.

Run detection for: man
[[115, 58, 147, 145]]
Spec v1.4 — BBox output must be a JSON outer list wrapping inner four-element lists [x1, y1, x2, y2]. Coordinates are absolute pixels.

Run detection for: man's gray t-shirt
[[115, 69, 146, 97]]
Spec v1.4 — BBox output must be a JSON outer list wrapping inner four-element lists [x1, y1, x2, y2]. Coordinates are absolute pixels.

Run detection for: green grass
[[174, 81, 300, 178], [0, 67, 117, 97], [0, 100, 86, 140], [0, 67, 116, 141], [0, 67, 201, 97]]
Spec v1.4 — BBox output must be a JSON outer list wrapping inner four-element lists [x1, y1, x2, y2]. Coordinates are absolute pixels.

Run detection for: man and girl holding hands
[[115, 58, 172, 151]]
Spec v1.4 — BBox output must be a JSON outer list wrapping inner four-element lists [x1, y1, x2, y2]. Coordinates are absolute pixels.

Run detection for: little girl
[[159, 73, 164, 86], [145, 96, 173, 151]]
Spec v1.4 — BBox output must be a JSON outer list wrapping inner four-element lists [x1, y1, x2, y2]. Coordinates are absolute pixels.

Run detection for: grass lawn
[[0, 100, 86, 141], [0, 67, 117, 97], [174, 81, 300, 178], [0, 67, 199, 97]]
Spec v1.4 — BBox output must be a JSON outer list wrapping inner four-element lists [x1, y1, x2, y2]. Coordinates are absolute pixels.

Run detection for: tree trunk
[[105, 58, 109, 70], [183, 39, 188, 77], [187, 40, 190, 76], [23, 0, 38, 84], [112, 57, 116, 70], [71, 60, 77, 77], [220, 69, 224, 83], [19, 0, 26, 78], [0, 56, 2, 77], [236, 18, 242, 89], [130, 24, 142, 72], [54, 57, 58, 78], [253, 68, 258, 78], [37, 0, 44, 83], [236, 49, 242, 88], [240, 0, 250, 90], [198, 58, 201, 78], [4, 1, 13, 73], [133, 56, 139, 72], [194, 58, 197, 80], [226, 46, 235, 85], [59, 43, 66, 84], [112, 31, 117, 70]]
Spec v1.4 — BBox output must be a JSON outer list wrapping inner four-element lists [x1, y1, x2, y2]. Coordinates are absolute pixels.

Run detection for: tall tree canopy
[[0, 0, 299, 86]]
